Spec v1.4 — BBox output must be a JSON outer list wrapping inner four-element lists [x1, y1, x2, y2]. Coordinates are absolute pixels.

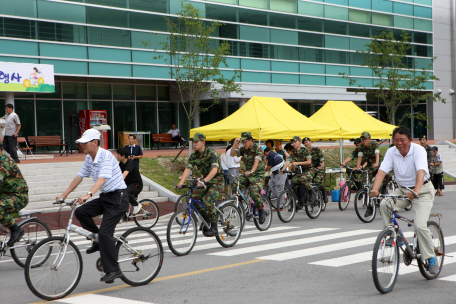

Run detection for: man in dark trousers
[[56, 129, 129, 284], [116, 147, 143, 215], [1, 104, 21, 163], [124, 134, 143, 168]]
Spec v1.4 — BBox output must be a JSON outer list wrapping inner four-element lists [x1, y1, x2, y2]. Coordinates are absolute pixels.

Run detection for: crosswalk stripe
[[210, 229, 379, 257], [439, 274, 456, 282], [56, 294, 156, 304]]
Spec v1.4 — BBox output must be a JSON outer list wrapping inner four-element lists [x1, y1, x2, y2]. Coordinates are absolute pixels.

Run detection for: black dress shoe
[[86, 242, 99, 254], [100, 270, 123, 283], [7, 225, 24, 247]]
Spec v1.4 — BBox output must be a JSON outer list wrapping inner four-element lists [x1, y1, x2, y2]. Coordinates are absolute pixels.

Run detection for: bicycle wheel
[[417, 221, 445, 280], [11, 219, 52, 268], [167, 209, 197, 256], [305, 188, 322, 219], [174, 193, 190, 213], [254, 195, 273, 231], [321, 189, 327, 212], [216, 203, 242, 248], [354, 189, 376, 223], [117, 227, 164, 286], [338, 182, 352, 211], [264, 186, 278, 210], [25, 237, 82, 301], [277, 190, 296, 223], [133, 199, 159, 228], [372, 229, 400, 294]]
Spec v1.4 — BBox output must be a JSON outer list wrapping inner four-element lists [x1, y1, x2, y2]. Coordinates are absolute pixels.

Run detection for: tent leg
[[339, 138, 344, 181]]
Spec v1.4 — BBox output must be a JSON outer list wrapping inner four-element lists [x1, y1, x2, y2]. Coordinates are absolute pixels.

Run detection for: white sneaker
[[133, 204, 142, 215]]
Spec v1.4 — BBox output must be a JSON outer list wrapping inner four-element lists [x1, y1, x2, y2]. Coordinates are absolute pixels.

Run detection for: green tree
[[146, 3, 242, 140], [341, 30, 444, 127]]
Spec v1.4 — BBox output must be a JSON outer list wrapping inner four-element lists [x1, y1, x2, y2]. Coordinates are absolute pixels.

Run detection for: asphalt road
[[2, 192, 456, 304]]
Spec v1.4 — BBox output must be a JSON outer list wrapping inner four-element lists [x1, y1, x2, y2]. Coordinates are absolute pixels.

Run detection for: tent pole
[[339, 138, 344, 181]]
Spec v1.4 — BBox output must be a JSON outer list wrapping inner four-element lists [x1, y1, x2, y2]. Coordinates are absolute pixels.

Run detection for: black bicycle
[[339, 165, 364, 211]]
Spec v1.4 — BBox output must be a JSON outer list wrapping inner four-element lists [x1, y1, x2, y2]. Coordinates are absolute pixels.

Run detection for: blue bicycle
[[167, 181, 243, 256]]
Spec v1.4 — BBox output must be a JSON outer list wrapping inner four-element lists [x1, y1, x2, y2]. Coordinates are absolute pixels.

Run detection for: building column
[[5, 92, 14, 107], [193, 104, 200, 128], [239, 98, 248, 107]]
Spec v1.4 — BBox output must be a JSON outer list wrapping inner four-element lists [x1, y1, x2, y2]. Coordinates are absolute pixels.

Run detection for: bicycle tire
[[417, 221, 445, 280], [174, 193, 190, 213], [117, 227, 164, 286], [277, 189, 296, 223], [305, 188, 322, 219], [226, 198, 246, 230], [216, 203, 242, 248], [354, 189, 376, 223], [134, 199, 159, 228], [254, 195, 273, 231], [321, 189, 327, 212], [338, 182, 351, 211], [25, 236, 83, 301], [264, 186, 278, 209], [167, 209, 197, 256], [11, 219, 52, 268], [372, 229, 400, 294]]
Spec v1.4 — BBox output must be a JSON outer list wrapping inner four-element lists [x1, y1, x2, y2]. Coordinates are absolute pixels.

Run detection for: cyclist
[[230, 132, 266, 224], [303, 137, 327, 204], [116, 148, 143, 215], [0, 140, 28, 247], [56, 129, 129, 284], [370, 126, 439, 274], [280, 136, 314, 205], [264, 147, 285, 207], [341, 138, 363, 166], [355, 132, 380, 175], [177, 132, 223, 236]]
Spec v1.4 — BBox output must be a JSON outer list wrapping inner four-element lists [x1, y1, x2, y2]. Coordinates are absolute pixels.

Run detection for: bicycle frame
[[0, 215, 45, 254]]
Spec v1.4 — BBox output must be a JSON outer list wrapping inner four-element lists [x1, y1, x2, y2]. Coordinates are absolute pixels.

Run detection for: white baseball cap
[[76, 128, 101, 144]]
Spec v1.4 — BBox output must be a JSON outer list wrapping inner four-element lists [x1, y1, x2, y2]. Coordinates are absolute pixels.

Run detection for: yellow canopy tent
[[190, 96, 340, 141]]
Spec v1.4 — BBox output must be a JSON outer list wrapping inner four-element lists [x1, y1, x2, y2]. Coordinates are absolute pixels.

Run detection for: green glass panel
[[157, 86, 170, 100], [414, 6, 432, 19], [326, 76, 349, 86], [38, 22, 86, 44], [271, 61, 298, 72], [298, 2, 324, 17], [136, 85, 157, 100], [239, 25, 269, 42], [272, 73, 299, 84], [415, 58, 432, 69], [395, 105, 411, 129], [327, 65, 348, 75], [0, 0, 37, 18], [178, 103, 190, 138], [325, 6, 348, 20], [2, 18, 36, 40], [353, 77, 372, 87], [86, 0, 127, 8], [36, 100, 62, 137], [133, 65, 170, 79], [206, 4, 237, 22], [414, 19, 432, 31], [241, 59, 270, 71], [0, 57, 38, 64], [297, 17, 323, 32], [350, 38, 368, 51], [133, 51, 168, 64], [14, 100, 35, 136], [349, 23, 370, 37], [350, 67, 372, 77], [88, 47, 131, 62], [89, 101, 113, 148], [324, 20, 347, 35], [349, 52, 365, 65], [40, 44, 87, 60], [349, 9, 369, 23], [87, 27, 131, 47], [414, 32, 432, 44], [414, 0, 432, 6], [89, 83, 111, 99], [37, 0, 86, 23], [372, 0, 392, 13], [130, 0, 168, 13], [239, 9, 267, 26], [271, 45, 298, 60], [87, 7, 129, 28], [239, 0, 268, 10], [326, 0, 348, 5], [394, 16, 413, 29], [113, 101, 136, 144], [212, 23, 238, 39], [325, 36, 349, 50], [131, 13, 167, 31], [207, 0, 236, 4], [349, 0, 370, 9], [137, 102, 157, 133], [158, 103, 177, 133], [300, 63, 325, 74], [200, 101, 224, 130], [169, 0, 205, 14], [64, 100, 88, 142], [372, 13, 392, 26], [242, 72, 271, 83], [0, 40, 37, 56], [300, 75, 325, 85], [113, 84, 134, 100], [412, 104, 427, 138], [298, 32, 324, 47], [393, 2, 413, 15], [41, 59, 88, 75], [271, 29, 298, 45], [270, 12, 296, 29], [270, 0, 296, 13], [89, 63, 132, 77], [63, 82, 87, 99], [299, 48, 325, 62], [325, 50, 348, 64]]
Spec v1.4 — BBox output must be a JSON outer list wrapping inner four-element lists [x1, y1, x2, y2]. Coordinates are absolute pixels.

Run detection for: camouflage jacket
[[358, 142, 380, 167], [0, 152, 28, 193], [186, 147, 222, 183], [424, 144, 433, 167], [235, 143, 265, 176], [289, 146, 312, 172]]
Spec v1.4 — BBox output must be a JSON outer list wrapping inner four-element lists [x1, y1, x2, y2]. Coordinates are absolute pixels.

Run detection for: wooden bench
[[27, 135, 68, 155], [151, 133, 179, 150]]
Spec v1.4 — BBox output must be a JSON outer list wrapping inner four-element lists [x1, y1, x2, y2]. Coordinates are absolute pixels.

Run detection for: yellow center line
[[30, 259, 266, 304]]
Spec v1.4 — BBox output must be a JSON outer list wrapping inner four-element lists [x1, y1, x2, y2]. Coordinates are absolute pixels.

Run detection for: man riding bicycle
[[177, 132, 223, 236], [0, 140, 28, 247], [280, 136, 314, 205], [303, 137, 327, 204], [230, 132, 266, 224], [116, 148, 143, 215], [370, 126, 439, 274], [341, 138, 363, 167]]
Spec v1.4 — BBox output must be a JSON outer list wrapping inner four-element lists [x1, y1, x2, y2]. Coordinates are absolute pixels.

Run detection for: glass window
[[298, 2, 324, 17], [395, 105, 411, 129], [0, 0, 37, 18], [324, 20, 347, 35], [271, 45, 298, 60], [394, 16, 413, 29], [325, 50, 348, 64], [349, 0, 370, 9], [113, 101, 136, 146], [131, 13, 167, 31], [325, 5, 348, 20], [349, 23, 370, 37], [227, 100, 239, 116], [2, 18, 34, 39], [372, 0, 392, 13], [36, 100, 62, 137], [137, 102, 157, 133], [349, 9, 369, 23], [14, 100, 35, 137], [130, 0, 168, 13], [239, 9, 267, 26], [216, 24, 238, 39], [240, 42, 269, 58], [414, 19, 432, 31], [372, 13, 392, 26], [87, 27, 131, 47], [414, 32, 432, 44], [270, 12, 296, 29], [414, 0, 432, 5], [36, 82, 61, 99], [298, 32, 324, 47], [90, 101, 113, 148], [350, 52, 365, 65], [86, 0, 127, 8], [37, 0, 86, 23], [89, 83, 111, 99], [414, 6, 432, 19], [299, 48, 325, 62], [113, 84, 134, 100], [300, 103, 311, 117], [87, 7, 129, 28], [136, 85, 157, 100], [239, 25, 269, 42], [63, 82, 87, 99], [38, 22, 87, 44], [200, 101, 224, 129], [271, 29, 298, 45], [206, 4, 237, 22], [270, 0, 296, 13], [157, 86, 170, 100], [413, 104, 427, 138], [158, 103, 177, 133], [297, 17, 323, 32], [393, 2, 413, 15], [326, 0, 348, 5], [301, 63, 325, 74], [64, 100, 88, 143], [350, 38, 368, 51], [208, 0, 236, 4], [239, 0, 268, 10]]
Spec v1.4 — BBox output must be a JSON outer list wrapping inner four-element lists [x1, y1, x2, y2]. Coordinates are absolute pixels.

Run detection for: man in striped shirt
[[56, 129, 129, 284]]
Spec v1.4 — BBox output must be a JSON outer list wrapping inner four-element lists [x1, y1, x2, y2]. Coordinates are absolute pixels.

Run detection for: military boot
[[7, 224, 25, 247], [298, 186, 307, 209], [206, 221, 218, 237], [321, 189, 328, 204]]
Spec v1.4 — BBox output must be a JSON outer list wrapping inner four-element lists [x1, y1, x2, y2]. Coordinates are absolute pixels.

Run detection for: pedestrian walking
[[1, 104, 21, 163], [124, 134, 143, 169], [430, 146, 444, 196]]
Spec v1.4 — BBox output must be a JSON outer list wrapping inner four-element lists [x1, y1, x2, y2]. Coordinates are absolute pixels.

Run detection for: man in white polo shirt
[[56, 129, 129, 283], [370, 126, 438, 274]]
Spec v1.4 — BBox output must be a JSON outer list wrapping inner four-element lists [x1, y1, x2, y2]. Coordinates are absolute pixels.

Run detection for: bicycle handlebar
[[174, 179, 206, 190], [53, 199, 80, 206]]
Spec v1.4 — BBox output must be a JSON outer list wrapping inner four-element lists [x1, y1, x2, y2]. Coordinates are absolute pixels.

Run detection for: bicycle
[[371, 190, 445, 294], [167, 181, 242, 256], [312, 168, 326, 212], [353, 168, 378, 223], [277, 168, 323, 223], [24, 199, 164, 301], [0, 210, 51, 268], [338, 165, 364, 211]]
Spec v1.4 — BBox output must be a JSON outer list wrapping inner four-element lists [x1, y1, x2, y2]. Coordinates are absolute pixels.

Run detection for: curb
[[141, 175, 180, 203]]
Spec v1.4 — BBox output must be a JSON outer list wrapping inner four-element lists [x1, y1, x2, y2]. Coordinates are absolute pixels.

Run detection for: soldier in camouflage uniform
[[280, 136, 314, 206], [0, 140, 28, 246], [356, 132, 381, 179], [177, 133, 223, 236], [341, 138, 365, 166], [303, 137, 328, 204], [419, 135, 434, 174], [230, 132, 266, 224]]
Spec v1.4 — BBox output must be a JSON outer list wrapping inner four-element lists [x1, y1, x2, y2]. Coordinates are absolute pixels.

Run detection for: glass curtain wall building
[[0, 0, 435, 145]]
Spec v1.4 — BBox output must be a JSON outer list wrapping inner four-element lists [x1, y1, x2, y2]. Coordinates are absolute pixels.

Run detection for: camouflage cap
[[291, 136, 302, 142], [193, 132, 206, 142], [360, 132, 371, 139], [419, 135, 427, 140], [302, 137, 311, 142], [354, 138, 362, 144], [240, 132, 252, 140]]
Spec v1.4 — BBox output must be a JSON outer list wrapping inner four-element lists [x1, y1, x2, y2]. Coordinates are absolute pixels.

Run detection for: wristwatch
[[250, 170, 255, 174], [87, 191, 93, 197]]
